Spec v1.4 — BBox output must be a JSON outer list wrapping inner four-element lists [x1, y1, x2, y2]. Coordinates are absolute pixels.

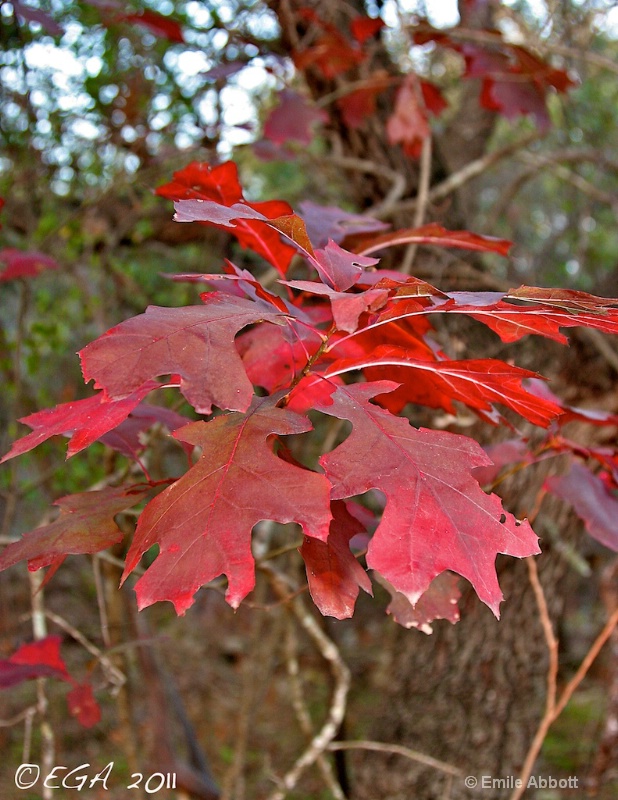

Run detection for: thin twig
[[284, 617, 346, 800], [29, 570, 54, 800], [518, 152, 618, 208], [43, 610, 125, 690], [510, 561, 618, 800], [401, 133, 433, 274], [262, 564, 350, 800], [92, 555, 112, 649], [0, 705, 38, 728], [326, 740, 463, 777], [318, 153, 407, 217], [385, 130, 542, 219], [553, 607, 618, 720]]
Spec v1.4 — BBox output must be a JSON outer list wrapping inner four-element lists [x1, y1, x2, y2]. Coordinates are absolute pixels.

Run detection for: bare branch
[[262, 564, 350, 800], [510, 559, 618, 800], [326, 739, 463, 777], [386, 131, 542, 218], [283, 617, 346, 800]]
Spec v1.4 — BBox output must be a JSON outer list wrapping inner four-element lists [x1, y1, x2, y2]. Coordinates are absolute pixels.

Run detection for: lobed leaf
[[315, 382, 540, 616], [0, 486, 149, 572], [122, 397, 332, 614], [80, 296, 288, 414]]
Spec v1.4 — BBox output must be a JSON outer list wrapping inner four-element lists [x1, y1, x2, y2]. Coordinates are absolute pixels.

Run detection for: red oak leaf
[[315, 382, 540, 616], [66, 683, 101, 728], [354, 223, 512, 257], [326, 346, 563, 426], [121, 9, 184, 43], [312, 241, 379, 291], [298, 201, 388, 249], [508, 285, 618, 312], [158, 161, 296, 274], [80, 296, 288, 414], [0, 637, 101, 727], [98, 403, 192, 460], [271, 219, 381, 290], [237, 323, 322, 393], [300, 500, 373, 619], [350, 16, 385, 44], [413, 24, 574, 129], [12, 1, 64, 35], [283, 280, 389, 333], [1, 382, 157, 463], [376, 572, 461, 633], [156, 161, 243, 204], [0, 487, 148, 572], [375, 289, 618, 345], [0, 248, 59, 282], [121, 398, 332, 614], [524, 378, 618, 428], [263, 90, 328, 145], [546, 463, 618, 551], [7, 635, 68, 675], [336, 72, 392, 129], [294, 29, 365, 79], [387, 75, 430, 158], [471, 45, 575, 130]]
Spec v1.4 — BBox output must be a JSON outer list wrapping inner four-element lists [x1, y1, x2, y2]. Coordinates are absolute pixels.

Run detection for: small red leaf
[[121, 9, 184, 43], [312, 241, 379, 291], [350, 16, 385, 44], [1, 383, 157, 463], [387, 75, 430, 158], [300, 500, 372, 619], [0, 249, 59, 282], [66, 683, 101, 728], [0, 487, 148, 572], [8, 635, 68, 676], [376, 572, 461, 633], [546, 463, 618, 551], [263, 90, 328, 145]]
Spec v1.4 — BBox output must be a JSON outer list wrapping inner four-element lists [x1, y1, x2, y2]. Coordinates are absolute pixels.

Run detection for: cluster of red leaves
[[0, 636, 100, 727], [3, 161, 618, 634], [259, 9, 573, 159], [413, 22, 575, 130]]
